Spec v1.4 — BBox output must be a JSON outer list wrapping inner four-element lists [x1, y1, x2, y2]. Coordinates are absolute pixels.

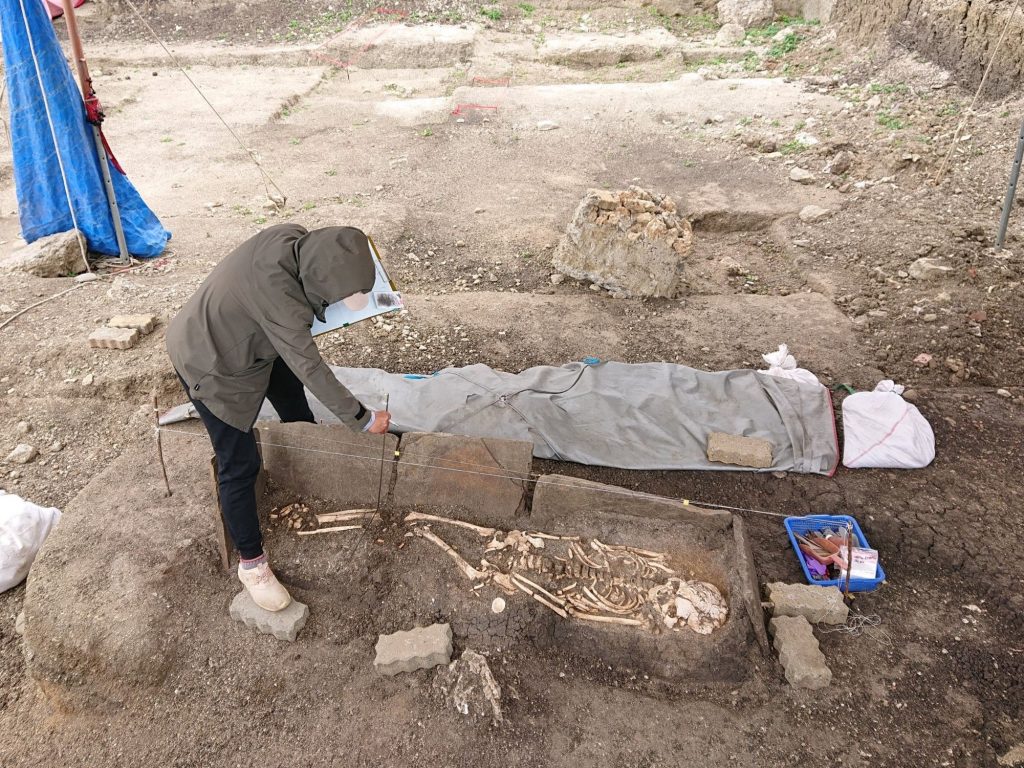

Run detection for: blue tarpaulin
[[1, 0, 170, 257]]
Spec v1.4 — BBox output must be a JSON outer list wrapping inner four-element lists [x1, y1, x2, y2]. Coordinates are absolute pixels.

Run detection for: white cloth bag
[[842, 381, 935, 469], [760, 344, 821, 387], [0, 490, 61, 593]]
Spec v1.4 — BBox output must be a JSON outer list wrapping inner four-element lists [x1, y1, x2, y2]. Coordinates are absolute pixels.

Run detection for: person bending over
[[167, 224, 391, 611]]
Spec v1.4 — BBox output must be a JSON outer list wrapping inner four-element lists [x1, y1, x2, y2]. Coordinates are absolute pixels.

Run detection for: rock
[[766, 582, 849, 625], [772, 25, 796, 42], [908, 257, 953, 280], [491, 597, 506, 614], [14, 611, 25, 636], [88, 327, 140, 350], [229, 591, 309, 642], [914, 353, 933, 367], [392, 433, 533, 523], [550, 273, 566, 285], [865, 94, 882, 110], [789, 167, 816, 184], [798, 205, 832, 223], [538, 28, 678, 68], [706, 432, 773, 469], [74, 272, 100, 284], [537, 120, 560, 131], [552, 187, 694, 298], [16, 421, 32, 436], [998, 743, 1024, 767], [6, 444, 38, 465], [82, 373, 95, 386], [715, 22, 745, 45], [107, 314, 158, 335], [0, 230, 88, 278], [50, 441, 63, 452], [717, 0, 773, 27], [769, 615, 832, 689], [825, 150, 854, 175], [375, 623, 453, 676], [997, 388, 1012, 398], [433, 649, 503, 724]]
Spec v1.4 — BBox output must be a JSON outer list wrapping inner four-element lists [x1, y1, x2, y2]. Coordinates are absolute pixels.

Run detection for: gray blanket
[[255, 362, 838, 474]]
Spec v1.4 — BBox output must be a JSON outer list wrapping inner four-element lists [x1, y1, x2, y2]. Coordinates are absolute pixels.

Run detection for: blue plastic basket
[[783, 515, 886, 592]]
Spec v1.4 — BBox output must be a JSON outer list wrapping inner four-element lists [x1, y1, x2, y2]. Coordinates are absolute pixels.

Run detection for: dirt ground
[[1, 0, 1023, 765]]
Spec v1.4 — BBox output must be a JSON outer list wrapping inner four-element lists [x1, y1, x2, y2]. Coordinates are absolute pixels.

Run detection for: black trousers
[[178, 357, 314, 560]]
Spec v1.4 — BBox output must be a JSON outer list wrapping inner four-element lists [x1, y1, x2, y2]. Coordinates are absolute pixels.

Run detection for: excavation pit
[[22, 423, 768, 712]]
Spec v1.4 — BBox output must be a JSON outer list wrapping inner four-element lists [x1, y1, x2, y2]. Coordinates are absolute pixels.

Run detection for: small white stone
[[789, 167, 816, 184], [16, 421, 31, 435], [491, 597, 506, 614], [997, 388, 1012, 398], [6, 444, 38, 465], [550, 273, 565, 285], [82, 373, 95, 386], [536, 120, 559, 131]]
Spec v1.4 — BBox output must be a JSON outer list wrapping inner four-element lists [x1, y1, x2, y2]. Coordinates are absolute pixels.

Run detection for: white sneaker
[[237, 560, 292, 612]]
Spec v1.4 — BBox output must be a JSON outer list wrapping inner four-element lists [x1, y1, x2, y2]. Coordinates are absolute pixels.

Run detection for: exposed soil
[[1, 1, 1023, 766]]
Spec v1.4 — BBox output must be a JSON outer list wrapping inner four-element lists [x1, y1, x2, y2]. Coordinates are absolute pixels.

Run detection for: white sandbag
[[842, 381, 935, 469], [0, 490, 61, 593], [760, 344, 821, 387]]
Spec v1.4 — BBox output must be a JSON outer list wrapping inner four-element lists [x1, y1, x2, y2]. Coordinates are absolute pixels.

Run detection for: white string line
[[16, 0, 92, 274], [932, 0, 1022, 184], [157, 426, 792, 519], [119, 0, 286, 204]]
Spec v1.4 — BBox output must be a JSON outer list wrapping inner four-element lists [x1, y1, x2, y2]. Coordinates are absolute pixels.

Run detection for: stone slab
[[256, 421, 398, 508], [229, 590, 309, 642], [88, 327, 140, 350], [107, 313, 157, 334], [732, 515, 770, 655], [706, 432, 774, 469], [392, 432, 532, 524], [538, 29, 678, 68], [531, 473, 732, 532], [324, 23, 476, 69], [374, 623, 453, 676], [769, 615, 832, 689], [767, 582, 849, 626]]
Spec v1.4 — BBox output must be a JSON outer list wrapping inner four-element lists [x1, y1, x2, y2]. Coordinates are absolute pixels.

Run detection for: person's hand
[[366, 410, 391, 434]]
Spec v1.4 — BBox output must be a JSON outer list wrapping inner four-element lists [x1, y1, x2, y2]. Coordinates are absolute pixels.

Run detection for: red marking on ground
[[471, 77, 511, 87], [452, 103, 499, 116]]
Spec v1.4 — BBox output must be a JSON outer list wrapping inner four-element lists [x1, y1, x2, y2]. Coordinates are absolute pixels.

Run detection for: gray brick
[[706, 432, 774, 469], [374, 623, 453, 676], [769, 615, 831, 689], [88, 327, 139, 350], [229, 590, 309, 642], [767, 582, 849, 625]]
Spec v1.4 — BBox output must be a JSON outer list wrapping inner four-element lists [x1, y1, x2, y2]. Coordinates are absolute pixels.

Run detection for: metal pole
[[997, 118, 1024, 250], [59, 0, 130, 264]]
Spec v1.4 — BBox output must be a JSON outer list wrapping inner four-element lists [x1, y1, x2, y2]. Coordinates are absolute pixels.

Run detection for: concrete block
[[107, 314, 157, 335], [767, 582, 849, 625], [88, 327, 140, 350], [374, 623, 453, 676], [256, 421, 398, 507], [0, 229, 87, 277], [532, 473, 732, 532], [392, 432, 532, 523], [706, 432, 774, 469], [769, 616, 831, 689], [229, 590, 309, 642]]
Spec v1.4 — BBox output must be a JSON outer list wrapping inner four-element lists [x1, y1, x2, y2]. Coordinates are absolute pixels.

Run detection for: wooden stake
[[152, 391, 172, 497]]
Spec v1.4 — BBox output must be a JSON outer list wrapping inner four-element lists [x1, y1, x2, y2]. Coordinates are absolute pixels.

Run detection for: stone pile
[[552, 186, 694, 298]]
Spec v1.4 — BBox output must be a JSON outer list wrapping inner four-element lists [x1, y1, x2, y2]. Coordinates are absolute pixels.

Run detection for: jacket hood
[[294, 227, 376, 322]]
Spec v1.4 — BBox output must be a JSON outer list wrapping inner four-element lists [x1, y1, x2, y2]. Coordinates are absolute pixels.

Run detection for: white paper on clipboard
[[310, 236, 403, 337]]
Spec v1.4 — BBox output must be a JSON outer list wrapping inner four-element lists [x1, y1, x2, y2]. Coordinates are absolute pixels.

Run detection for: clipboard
[[310, 235, 403, 337]]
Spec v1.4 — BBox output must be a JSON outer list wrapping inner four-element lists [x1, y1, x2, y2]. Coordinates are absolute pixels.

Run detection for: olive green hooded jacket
[[166, 224, 375, 432]]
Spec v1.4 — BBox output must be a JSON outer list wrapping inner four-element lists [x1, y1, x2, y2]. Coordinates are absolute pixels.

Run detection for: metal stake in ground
[[374, 393, 390, 517], [996, 117, 1024, 250]]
